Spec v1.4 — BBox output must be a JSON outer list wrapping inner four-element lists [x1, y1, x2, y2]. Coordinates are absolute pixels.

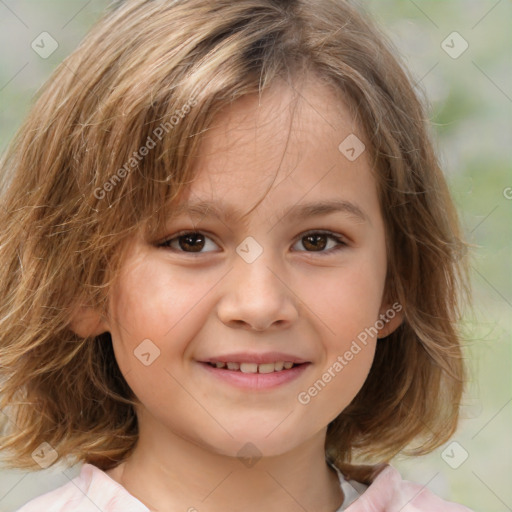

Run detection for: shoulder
[[337, 462, 475, 511], [14, 463, 149, 512]]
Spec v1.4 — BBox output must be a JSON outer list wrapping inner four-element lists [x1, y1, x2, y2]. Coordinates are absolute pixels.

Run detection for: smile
[[199, 361, 310, 390], [206, 361, 298, 373]]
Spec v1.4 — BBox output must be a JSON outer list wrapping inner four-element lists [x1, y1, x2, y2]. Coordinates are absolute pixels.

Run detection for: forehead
[[167, 77, 380, 229]]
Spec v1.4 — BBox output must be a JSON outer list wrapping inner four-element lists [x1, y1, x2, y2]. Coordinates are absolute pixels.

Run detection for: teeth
[[240, 362, 258, 373], [257, 363, 276, 374], [210, 361, 298, 373]]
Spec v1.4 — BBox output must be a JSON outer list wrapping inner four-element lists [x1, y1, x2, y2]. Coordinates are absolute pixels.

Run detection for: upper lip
[[199, 352, 310, 364]]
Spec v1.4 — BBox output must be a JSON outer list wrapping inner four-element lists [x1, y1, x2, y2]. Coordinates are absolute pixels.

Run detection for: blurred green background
[[0, 1, 510, 511]]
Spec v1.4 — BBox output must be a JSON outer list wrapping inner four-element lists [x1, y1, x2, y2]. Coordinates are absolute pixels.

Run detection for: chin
[[198, 428, 307, 462]]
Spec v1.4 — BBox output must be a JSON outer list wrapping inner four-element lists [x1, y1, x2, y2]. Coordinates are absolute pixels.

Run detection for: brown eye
[[302, 233, 328, 251], [158, 230, 347, 256], [293, 231, 347, 255], [177, 233, 205, 252], [159, 231, 218, 253]]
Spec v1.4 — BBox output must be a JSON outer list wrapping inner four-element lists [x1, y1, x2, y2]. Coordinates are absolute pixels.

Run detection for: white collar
[[327, 460, 369, 511]]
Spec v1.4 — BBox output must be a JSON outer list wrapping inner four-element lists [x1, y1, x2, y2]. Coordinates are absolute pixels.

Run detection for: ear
[[376, 300, 404, 339], [69, 305, 109, 338]]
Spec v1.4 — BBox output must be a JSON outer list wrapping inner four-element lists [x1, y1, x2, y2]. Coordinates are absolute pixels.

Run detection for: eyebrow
[[168, 198, 370, 226]]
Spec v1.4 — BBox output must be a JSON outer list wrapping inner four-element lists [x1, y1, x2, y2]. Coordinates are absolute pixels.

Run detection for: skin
[[71, 76, 402, 512]]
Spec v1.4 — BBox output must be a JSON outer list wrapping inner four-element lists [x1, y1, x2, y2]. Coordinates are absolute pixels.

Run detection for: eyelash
[[157, 230, 348, 256]]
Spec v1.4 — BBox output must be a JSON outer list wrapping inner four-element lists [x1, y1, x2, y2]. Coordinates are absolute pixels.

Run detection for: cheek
[[108, 258, 216, 367], [300, 263, 381, 415], [107, 259, 219, 421], [298, 250, 385, 399], [304, 255, 386, 339]]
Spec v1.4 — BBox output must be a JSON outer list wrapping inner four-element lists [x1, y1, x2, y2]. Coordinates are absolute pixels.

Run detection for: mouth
[[204, 361, 304, 373], [197, 358, 311, 390]]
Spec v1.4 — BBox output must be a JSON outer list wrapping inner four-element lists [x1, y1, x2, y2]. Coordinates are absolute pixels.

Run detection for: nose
[[217, 254, 299, 332]]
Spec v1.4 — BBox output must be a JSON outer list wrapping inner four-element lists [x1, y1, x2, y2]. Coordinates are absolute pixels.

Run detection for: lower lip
[[198, 362, 310, 390]]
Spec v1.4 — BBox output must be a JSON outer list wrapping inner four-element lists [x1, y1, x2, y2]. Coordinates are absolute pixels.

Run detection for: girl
[[0, 0, 474, 510]]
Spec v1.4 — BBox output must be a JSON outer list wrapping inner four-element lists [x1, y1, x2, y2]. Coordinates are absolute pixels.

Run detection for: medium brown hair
[[0, 0, 471, 472]]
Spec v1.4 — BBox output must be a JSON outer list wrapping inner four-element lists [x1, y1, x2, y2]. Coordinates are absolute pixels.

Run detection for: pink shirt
[[15, 461, 474, 511]]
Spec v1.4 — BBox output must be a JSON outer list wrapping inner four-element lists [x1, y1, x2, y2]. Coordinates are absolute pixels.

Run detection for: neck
[[106, 411, 343, 512]]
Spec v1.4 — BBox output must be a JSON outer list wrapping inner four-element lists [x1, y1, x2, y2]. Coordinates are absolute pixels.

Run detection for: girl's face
[[95, 79, 401, 458]]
